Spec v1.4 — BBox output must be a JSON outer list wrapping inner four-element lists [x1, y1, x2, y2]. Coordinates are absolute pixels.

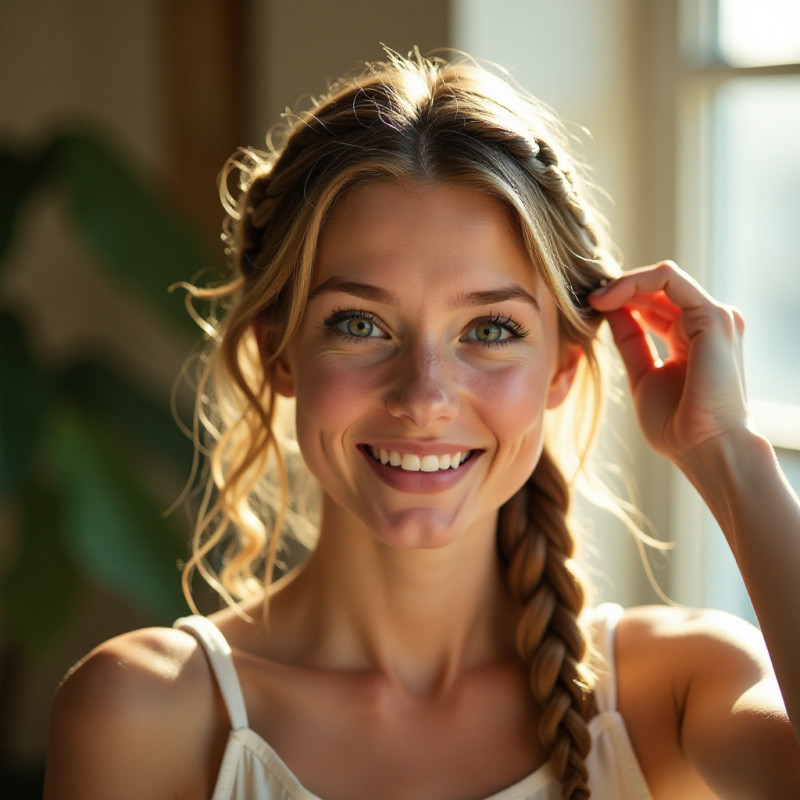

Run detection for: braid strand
[[498, 448, 594, 800]]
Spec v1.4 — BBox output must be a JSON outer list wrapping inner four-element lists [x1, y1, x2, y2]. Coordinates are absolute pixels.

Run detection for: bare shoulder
[[617, 604, 772, 678], [620, 602, 764, 642], [52, 626, 210, 726], [44, 626, 227, 800], [615, 605, 800, 799]]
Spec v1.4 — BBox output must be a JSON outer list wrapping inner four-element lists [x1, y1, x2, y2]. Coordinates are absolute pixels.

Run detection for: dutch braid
[[528, 138, 598, 246], [497, 448, 594, 800]]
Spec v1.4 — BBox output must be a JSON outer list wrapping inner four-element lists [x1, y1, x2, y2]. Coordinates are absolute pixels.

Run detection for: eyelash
[[469, 313, 529, 346], [321, 308, 530, 346], [323, 308, 386, 341]]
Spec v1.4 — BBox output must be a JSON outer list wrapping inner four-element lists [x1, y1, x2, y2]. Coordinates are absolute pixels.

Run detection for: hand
[[588, 261, 748, 464]]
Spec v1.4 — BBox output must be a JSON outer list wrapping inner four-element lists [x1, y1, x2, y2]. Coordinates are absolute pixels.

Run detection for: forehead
[[312, 181, 544, 296]]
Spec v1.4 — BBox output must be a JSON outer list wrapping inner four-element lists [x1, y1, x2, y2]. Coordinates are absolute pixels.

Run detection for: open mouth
[[365, 446, 475, 473]]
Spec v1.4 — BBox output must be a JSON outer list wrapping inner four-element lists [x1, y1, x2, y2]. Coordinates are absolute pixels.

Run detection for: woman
[[44, 51, 800, 799]]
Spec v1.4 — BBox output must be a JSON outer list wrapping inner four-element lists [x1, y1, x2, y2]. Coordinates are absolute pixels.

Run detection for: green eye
[[325, 310, 387, 339], [463, 314, 528, 346], [344, 316, 377, 337], [466, 322, 513, 343], [473, 323, 507, 342]]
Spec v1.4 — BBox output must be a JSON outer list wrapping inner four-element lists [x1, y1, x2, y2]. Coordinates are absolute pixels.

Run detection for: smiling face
[[272, 181, 579, 551]]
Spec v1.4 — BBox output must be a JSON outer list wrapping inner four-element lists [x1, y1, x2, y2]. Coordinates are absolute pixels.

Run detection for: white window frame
[[669, 0, 800, 621]]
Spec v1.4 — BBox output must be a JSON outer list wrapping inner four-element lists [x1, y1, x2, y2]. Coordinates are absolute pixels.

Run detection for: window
[[671, 0, 800, 621]]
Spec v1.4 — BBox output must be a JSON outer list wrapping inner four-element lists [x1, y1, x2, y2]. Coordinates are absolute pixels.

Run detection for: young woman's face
[[275, 181, 578, 550]]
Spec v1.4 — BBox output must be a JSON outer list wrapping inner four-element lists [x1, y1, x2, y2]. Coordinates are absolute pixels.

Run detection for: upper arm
[[43, 627, 222, 800], [619, 606, 800, 798], [669, 609, 800, 799]]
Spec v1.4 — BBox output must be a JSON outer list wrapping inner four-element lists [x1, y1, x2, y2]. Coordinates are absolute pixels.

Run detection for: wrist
[[679, 424, 772, 476], [678, 424, 777, 536]]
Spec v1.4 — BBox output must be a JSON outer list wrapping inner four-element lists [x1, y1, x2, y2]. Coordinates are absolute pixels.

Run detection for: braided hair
[[180, 49, 619, 798], [498, 449, 595, 798]]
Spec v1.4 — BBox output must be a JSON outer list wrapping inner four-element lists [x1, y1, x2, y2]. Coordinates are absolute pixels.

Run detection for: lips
[[365, 446, 474, 472]]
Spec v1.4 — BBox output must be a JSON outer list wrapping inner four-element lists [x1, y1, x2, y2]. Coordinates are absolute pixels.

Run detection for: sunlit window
[[711, 75, 800, 446], [672, 0, 800, 621], [717, 0, 800, 66]]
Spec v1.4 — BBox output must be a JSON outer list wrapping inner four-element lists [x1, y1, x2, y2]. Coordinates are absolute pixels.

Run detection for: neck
[[268, 496, 520, 696]]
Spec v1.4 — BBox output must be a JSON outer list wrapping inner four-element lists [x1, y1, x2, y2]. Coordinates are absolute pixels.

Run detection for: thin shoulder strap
[[589, 602, 625, 713], [175, 615, 249, 731]]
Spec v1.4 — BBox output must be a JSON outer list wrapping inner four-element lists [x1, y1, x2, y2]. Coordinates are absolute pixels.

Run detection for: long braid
[[498, 448, 595, 799]]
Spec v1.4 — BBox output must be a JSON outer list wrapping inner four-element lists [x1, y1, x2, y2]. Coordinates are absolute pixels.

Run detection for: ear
[[253, 321, 295, 398], [546, 343, 583, 409]]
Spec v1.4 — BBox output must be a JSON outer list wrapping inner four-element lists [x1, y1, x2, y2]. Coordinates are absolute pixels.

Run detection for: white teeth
[[420, 455, 439, 472], [369, 447, 470, 472], [401, 453, 421, 471]]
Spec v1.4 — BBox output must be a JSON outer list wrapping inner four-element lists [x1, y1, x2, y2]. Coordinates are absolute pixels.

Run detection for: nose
[[384, 340, 460, 426]]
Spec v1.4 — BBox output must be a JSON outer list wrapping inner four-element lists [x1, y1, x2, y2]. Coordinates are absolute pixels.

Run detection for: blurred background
[[1, 0, 798, 796]]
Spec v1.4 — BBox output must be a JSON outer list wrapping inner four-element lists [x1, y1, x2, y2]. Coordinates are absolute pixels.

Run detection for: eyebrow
[[308, 276, 396, 304], [309, 276, 541, 311], [451, 286, 541, 312]]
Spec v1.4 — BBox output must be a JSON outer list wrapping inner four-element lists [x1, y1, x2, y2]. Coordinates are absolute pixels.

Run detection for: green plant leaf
[[0, 311, 51, 496], [0, 479, 80, 656], [50, 130, 214, 335], [51, 411, 187, 622], [59, 360, 194, 476], [0, 144, 49, 265]]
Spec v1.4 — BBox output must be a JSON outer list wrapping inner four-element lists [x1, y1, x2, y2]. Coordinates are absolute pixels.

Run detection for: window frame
[[666, 0, 800, 619]]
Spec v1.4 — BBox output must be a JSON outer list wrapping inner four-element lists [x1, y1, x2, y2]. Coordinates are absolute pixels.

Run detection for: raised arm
[[589, 261, 800, 793]]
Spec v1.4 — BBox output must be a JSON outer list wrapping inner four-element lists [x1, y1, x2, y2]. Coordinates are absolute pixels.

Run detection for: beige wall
[[0, 0, 185, 396], [246, 0, 449, 143]]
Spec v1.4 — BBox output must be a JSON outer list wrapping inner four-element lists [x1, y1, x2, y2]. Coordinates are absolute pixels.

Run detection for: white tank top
[[175, 603, 652, 799]]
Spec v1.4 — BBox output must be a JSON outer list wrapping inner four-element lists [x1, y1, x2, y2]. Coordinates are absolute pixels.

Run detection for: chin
[[366, 506, 492, 551]]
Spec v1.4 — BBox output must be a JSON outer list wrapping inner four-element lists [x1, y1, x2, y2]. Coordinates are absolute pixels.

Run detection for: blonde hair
[[177, 49, 621, 799]]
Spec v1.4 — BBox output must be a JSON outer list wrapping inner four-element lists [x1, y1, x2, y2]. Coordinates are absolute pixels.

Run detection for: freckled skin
[[277, 181, 578, 551]]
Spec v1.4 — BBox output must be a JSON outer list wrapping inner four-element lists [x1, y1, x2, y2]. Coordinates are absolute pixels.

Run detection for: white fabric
[[175, 603, 652, 799]]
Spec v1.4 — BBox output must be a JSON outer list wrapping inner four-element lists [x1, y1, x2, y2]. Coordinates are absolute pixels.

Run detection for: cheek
[[291, 357, 377, 443], [468, 359, 553, 439], [464, 362, 550, 509]]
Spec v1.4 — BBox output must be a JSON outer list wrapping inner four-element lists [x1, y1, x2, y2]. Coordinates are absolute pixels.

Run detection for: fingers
[[629, 298, 691, 355], [604, 308, 662, 389], [589, 261, 751, 457], [588, 260, 712, 313], [589, 260, 742, 349]]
